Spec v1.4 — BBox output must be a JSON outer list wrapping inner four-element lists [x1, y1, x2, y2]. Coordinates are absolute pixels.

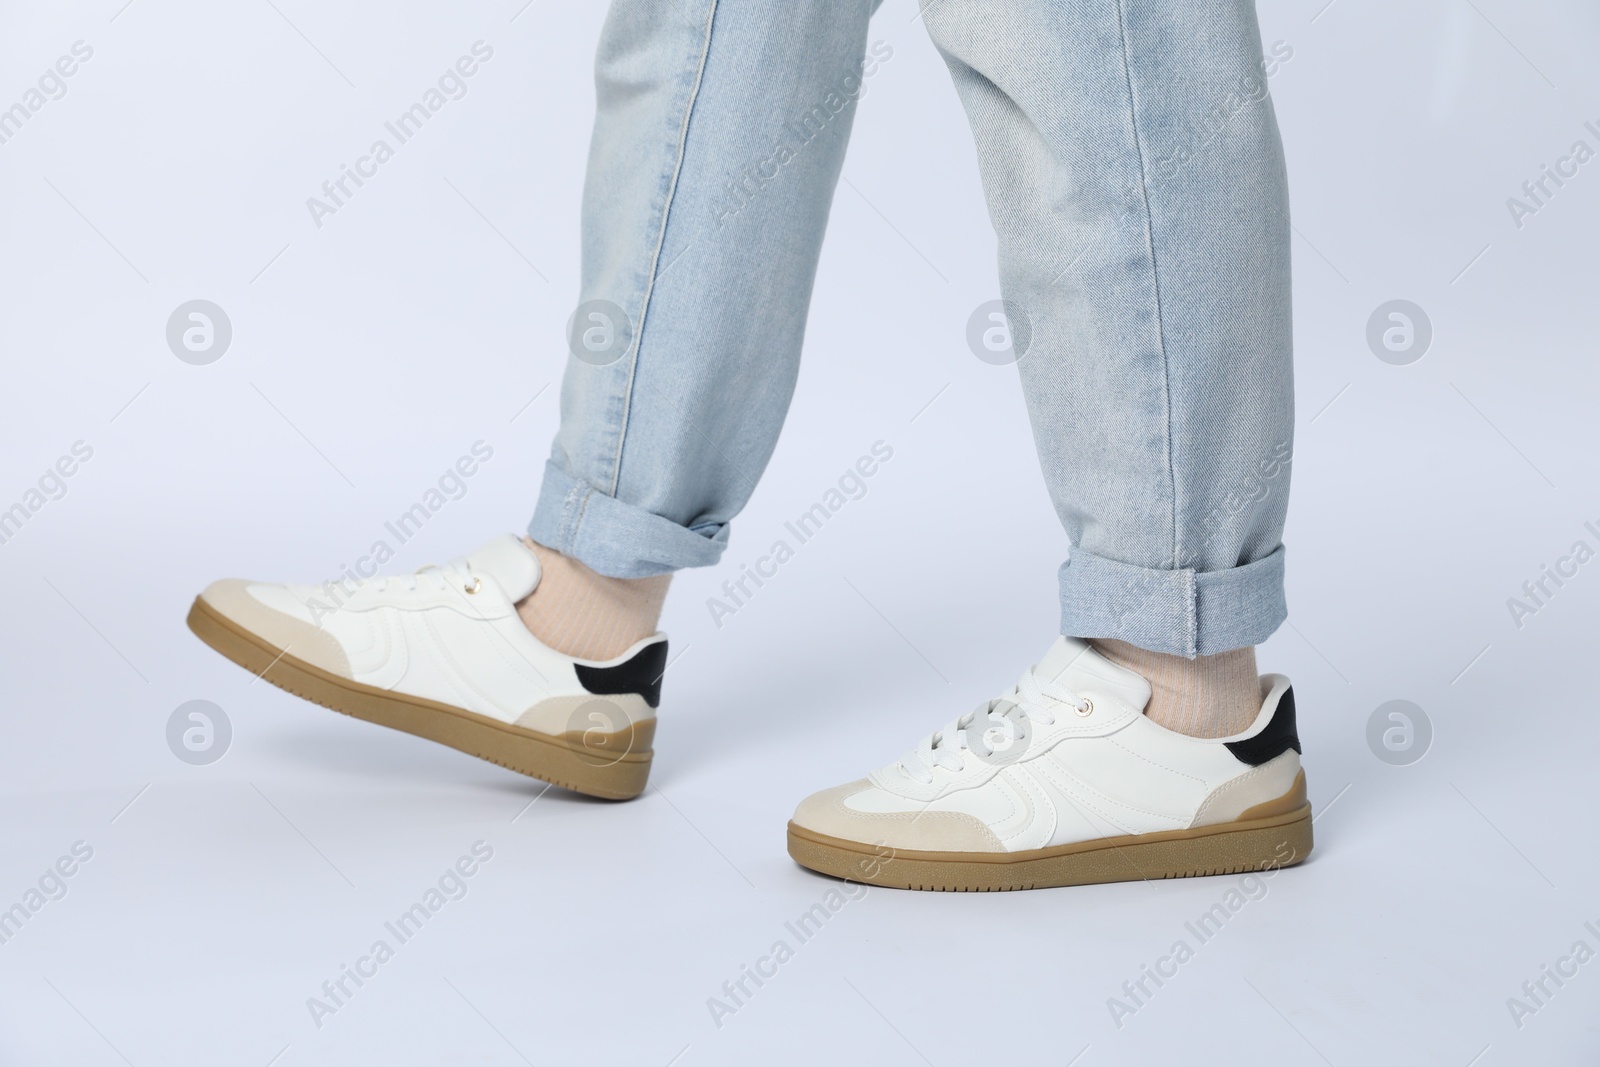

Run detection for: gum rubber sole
[[186, 596, 653, 800], [786, 806, 1313, 892]]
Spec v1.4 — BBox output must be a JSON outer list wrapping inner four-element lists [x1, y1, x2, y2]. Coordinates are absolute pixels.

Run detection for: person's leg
[[518, 0, 885, 659], [927, 0, 1292, 730], [528, 0, 885, 581], [788, 0, 1305, 890], [190, 1, 886, 798]]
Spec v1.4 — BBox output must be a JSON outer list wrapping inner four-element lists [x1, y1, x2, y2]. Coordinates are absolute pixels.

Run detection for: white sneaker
[[187, 535, 665, 799], [788, 638, 1311, 891]]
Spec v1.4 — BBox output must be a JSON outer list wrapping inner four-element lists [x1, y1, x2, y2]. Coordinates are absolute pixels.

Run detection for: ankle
[[1091, 638, 1259, 738], [516, 539, 670, 660]]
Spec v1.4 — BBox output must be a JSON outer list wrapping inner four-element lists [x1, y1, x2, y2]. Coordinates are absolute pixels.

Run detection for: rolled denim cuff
[[1059, 545, 1287, 657], [528, 461, 726, 578]]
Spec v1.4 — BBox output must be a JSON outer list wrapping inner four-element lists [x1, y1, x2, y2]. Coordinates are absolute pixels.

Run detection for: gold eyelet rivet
[[1074, 698, 1094, 718], [464, 577, 482, 594]]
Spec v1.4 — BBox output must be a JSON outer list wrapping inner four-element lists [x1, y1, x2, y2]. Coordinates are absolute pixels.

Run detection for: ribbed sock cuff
[[516, 539, 671, 661], [1093, 639, 1259, 739]]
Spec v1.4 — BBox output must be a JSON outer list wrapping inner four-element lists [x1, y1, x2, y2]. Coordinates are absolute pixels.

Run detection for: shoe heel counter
[[1194, 682, 1307, 828], [1224, 681, 1301, 767], [574, 639, 668, 709], [1193, 756, 1305, 827], [1196, 681, 1305, 831]]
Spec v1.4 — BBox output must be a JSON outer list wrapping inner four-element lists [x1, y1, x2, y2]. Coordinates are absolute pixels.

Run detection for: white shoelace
[[899, 667, 1089, 784], [371, 557, 479, 596]]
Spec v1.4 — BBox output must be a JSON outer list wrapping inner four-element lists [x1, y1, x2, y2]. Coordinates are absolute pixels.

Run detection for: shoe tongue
[[465, 535, 541, 600], [1032, 637, 1152, 712]]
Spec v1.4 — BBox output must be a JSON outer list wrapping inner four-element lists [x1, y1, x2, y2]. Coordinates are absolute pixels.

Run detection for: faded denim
[[531, 0, 1293, 656]]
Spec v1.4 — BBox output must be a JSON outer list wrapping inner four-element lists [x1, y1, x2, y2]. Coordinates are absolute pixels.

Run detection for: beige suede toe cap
[[792, 778, 1006, 853], [200, 579, 353, 679]]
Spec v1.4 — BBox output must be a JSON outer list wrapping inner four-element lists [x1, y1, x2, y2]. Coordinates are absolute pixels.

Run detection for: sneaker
[[186, 534, 665, 799], [787, 638, 1311, 891]]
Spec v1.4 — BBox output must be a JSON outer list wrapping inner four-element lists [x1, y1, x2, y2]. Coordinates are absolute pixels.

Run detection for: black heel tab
[[575, 640, 669, 709], [1225, 685, 1301, 766]]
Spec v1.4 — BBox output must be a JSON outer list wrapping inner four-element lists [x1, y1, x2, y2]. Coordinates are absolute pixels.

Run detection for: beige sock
[[515, 539, 671, 661], [1091, 639, 1260, 738]]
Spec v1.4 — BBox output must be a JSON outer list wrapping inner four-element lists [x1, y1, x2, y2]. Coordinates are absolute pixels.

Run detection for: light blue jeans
[[530, 0, 1293, 657]]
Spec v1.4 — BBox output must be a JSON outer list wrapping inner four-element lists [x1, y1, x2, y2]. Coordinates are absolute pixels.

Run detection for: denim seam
[[1183, 567, 1196, 657], [1111, 0, 1179, 575], [559, 483, 582, 554], [605, 0, 721, 499]]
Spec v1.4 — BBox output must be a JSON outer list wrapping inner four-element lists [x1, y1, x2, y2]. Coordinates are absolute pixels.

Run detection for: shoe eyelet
[[464, 577, 482, 594], [1074, 698, 1094, 718]]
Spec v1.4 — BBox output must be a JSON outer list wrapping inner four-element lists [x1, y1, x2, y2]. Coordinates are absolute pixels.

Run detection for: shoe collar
[[465, 535, 541, 601]]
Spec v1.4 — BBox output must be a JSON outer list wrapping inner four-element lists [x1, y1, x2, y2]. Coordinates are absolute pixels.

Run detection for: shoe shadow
[[259, 724, 607, 805]]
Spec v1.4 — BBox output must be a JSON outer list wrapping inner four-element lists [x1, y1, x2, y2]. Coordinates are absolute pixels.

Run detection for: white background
[[2, 0, 1598, 1063]]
